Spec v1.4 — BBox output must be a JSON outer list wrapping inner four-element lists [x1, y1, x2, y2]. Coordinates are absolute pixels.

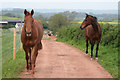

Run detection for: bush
[[57, 23, 119, 48], [2, 25, 15, 29]]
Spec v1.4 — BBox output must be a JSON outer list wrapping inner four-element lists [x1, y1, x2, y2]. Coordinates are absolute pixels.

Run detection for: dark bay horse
[[80, 14, 101, 60], [21, 9, 43, 74]]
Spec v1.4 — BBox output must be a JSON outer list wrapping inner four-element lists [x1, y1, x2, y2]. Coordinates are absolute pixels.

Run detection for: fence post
[[20, 27, 22, 51], [13, 28, 16, 60]]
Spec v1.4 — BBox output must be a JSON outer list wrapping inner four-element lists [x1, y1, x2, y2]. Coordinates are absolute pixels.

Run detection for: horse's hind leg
[[90, 40, 95, 60], [86, 37, 88, 55], [96, 40, 100, 60]]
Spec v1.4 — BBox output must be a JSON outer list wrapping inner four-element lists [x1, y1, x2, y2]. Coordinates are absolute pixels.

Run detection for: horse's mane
[[89, 15, 97, 22], [88, 15, 98, 31]]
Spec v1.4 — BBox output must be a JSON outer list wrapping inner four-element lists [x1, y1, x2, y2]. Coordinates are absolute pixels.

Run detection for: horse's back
[[34, 19, 43, 40]]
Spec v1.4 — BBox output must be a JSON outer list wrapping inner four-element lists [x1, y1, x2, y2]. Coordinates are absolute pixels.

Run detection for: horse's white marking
[[26, 34, 31, 37], [96, 57, 98, 60], [91, 58, 93, 60]]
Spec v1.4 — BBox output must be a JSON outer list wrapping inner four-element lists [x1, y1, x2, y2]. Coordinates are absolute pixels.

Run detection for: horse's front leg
[[23, 45, 29, 72], [28, 48, 32, 70], [96, 40, 100, 60], [31, 45, 38, 74], [91, 44, 94, 60], [86, 37, 88, 55]]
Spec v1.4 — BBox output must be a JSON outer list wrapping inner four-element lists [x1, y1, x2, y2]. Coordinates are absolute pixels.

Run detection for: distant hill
[[1, 8, 118, 22], [34, 9, 118, 14]]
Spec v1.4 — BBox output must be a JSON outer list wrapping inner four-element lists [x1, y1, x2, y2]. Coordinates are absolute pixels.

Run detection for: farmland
[[72, 21, 118, 25], [1, 16, 21, 20]]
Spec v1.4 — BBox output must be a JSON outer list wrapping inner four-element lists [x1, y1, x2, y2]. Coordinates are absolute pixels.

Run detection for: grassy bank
[[2, 50, 25, 78], [56, 23, 119, 78], [2, 28, 25, 78]]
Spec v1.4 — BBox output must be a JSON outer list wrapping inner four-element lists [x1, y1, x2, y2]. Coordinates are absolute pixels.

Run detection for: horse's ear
[[86, 13, 89, 17], [31, 9, 34, 16], [24, 9, 27, 15]]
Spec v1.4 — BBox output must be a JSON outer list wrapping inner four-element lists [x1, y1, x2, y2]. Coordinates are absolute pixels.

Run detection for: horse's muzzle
[[26, 31, 32, 37]]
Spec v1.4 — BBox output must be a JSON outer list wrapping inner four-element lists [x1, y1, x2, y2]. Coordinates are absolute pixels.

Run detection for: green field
[[72, 21, 118, 25], [1, 16, 21, 20], [56, 23, 119, 78]]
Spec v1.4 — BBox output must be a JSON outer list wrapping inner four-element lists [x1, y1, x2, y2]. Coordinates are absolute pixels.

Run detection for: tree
[[48, 13, 69, 32], [34, 14, 48, 29], [4, 13, 15, 17], [61, 11, 78, 21]]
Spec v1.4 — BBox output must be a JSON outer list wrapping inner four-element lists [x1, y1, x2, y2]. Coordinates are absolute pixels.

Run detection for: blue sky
[[0, 0, 119, 10]]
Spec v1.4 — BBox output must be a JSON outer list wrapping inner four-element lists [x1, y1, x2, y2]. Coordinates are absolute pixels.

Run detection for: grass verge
[[2, 50, 25, 78], [42, 37, 51, 40]]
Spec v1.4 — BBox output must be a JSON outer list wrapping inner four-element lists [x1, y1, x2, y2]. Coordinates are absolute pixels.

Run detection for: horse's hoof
[[91, 58, 93, 60], [25, 72, 31, 75], [96, 57, 98, 60]]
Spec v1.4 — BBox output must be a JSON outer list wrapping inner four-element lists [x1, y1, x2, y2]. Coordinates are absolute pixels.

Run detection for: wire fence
[[2, 27, 22, 64]]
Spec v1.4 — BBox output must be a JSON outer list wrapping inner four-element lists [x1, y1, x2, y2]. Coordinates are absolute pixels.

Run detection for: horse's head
[[80, 14, 97, 30], [24, 9, 34, 37]]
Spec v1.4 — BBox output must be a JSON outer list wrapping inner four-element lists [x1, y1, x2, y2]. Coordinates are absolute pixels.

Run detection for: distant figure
[[47, 30, 52, 36]]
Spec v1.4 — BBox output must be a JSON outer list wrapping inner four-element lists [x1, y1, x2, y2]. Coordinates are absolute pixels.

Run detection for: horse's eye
[[85, 20, 87, 21]]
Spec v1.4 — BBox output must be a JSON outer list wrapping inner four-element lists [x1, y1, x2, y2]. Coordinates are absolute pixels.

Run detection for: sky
[[0, 0, 119, 10]]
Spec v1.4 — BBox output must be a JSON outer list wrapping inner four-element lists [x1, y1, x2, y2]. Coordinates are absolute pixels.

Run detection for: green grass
[[42, 37, 51, 40], [72, 21, 118, 25], [1, 16, 21, 20], [2, 28, 24, 78], [2, 50, 26, 78], [56, 38, 118, 78], [2, 29, 14, 63]]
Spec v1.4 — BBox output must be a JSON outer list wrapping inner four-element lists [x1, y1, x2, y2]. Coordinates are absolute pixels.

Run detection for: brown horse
[[80, 14, 101, 60], [21, 9, 43, 74]]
